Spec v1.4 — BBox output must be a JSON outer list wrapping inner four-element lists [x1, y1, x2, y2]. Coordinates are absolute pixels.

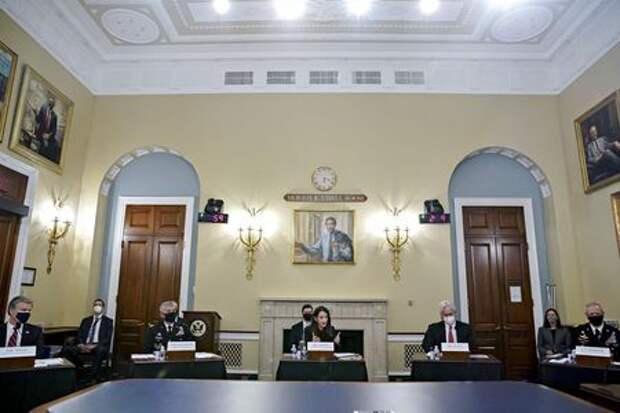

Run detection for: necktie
[[87, 318, 100, 344], [448, 327, 455, 343], [327, 234, 334, 261], [8, 323, 21, 347], [594, 329, 601, 341]]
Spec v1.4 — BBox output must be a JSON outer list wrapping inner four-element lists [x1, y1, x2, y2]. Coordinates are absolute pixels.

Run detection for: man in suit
[[0, 295, 44, 357], [422, 300, 473, 354], [575, 302, 619, 356], [289, 304, 313, 350], [33, 95, 60, 163], [60, 298, 113, 381], [144, 300, 193, 353]]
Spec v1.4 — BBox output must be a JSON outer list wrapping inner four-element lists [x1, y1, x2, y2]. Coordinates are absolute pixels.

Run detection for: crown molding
[[1, 0, 619, 95]]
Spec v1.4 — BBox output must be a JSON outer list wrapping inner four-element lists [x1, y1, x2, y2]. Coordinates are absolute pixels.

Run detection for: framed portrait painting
[[293, 210, 355, 264], [0, 40, 17, 141], [9, 65, 74, 174], [574, 91, 620, 193], [22, 267, 36, 287]]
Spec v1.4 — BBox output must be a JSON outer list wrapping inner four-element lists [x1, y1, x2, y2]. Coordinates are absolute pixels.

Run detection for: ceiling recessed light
[[273, 0, 306, 20], [419, 0, 440, 15], [213, 0, 230, 15], [346, 0, 374, 17]]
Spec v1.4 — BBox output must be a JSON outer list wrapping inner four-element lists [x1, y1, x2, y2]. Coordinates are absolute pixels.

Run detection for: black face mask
[[16, 312, 31, 324], [303, 314, 312, 322], [588, 315, 604, 326], [164, 312, 177, 323]]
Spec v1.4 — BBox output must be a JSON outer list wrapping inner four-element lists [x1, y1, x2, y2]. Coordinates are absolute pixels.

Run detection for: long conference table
[[33, 379, 609, 412]]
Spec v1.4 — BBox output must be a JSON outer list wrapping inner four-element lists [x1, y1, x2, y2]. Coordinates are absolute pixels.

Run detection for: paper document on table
[[548, 358, 570, 364], [131, 354, 156, 361], [334, 353, 362, 360], [34, 358, 65, 368], [195, 352, 220, 359], [468, 354, 490, 360]]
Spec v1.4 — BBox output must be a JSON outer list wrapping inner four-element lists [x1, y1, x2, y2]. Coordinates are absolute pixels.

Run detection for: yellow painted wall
[[558, 42, 620, 318], [71, 93, 583, 332], [0, 11, 95, 325]]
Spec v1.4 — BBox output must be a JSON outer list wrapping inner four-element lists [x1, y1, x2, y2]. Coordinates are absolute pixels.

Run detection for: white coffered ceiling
[[1, 0, 619, 94]]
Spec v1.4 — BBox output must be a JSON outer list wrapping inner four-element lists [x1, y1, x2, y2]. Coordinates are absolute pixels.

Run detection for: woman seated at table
[[304, 306, 341, 349], [537, 308, 572, 360]]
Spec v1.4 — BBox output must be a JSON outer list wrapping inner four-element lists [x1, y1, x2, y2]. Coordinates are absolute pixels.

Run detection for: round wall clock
[[312, 167, 337, 192]]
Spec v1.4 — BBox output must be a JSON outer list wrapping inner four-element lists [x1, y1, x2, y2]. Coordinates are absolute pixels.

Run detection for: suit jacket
[[574, 323, 619, 348], [537, 327, 572, 359], [144, 318, 193, 353], [422, 321, 473, 353], [78, 315, 114, 351], [0, 322, 45, 358], [289, 321, 312, 350]]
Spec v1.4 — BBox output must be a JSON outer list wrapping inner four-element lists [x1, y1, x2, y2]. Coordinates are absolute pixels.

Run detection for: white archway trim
[[99, 146, 187, 196], [464, 147, 552, 198], [0, 153, 39, 312], [454, 197, 544, 331], [106, 196, 194, 320]]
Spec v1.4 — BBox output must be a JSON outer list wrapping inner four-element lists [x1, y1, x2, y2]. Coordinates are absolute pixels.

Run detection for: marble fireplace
[[259, 298, 388, 381]]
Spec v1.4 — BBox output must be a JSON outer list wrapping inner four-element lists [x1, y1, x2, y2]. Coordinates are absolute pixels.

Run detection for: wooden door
[[463, 206, 536, 380], [114, 205, 185, 371], [0, 211, 20, 313]]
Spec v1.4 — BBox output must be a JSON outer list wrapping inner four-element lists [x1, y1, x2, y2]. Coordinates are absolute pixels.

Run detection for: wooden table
[[411, 354, 503, 381], [580, 384, 620, 411], [128, 356, 227, 379], [539, 361, 619, 392], [276, 354, 368, 381], [0, 358, 76, 413]]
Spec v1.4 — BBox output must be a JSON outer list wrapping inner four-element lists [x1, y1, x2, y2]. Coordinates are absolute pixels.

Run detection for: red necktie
[[448, 327, 455, 343], [8, 323, 20, 347]]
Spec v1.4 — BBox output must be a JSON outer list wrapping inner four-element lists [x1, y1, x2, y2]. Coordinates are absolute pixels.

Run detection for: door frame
[[454, 197, 543, 331], [0, 153, 38, 315], [106, 196, 194, 319]]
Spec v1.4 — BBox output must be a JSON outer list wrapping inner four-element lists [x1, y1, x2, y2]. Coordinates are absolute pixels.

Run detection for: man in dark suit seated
[[289, 304, 313, 351], [0, 295, 44, 357], [422, 300, 473, 354], [144, 300, 193, 353], [575, 302, 619, 359], [60, 298, 113, 381]]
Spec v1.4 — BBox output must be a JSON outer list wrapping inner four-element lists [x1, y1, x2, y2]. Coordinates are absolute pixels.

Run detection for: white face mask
[[443, 315, 456, 326], [93, 305, 104, 314]]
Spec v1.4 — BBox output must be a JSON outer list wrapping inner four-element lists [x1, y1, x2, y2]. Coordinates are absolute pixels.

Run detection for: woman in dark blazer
[[304, 306, 341, 348], [537, 308, 572, 360]]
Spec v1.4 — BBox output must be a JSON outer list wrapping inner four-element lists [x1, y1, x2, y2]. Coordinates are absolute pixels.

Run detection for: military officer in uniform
[[144, 300, 193, 353], [575, 302, 619, 358]]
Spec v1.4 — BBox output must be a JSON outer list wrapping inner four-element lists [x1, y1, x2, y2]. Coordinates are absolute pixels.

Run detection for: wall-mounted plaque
[[284, 193, 367, 203]]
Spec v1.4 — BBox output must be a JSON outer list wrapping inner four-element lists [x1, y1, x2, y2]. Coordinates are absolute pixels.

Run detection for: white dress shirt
[[444, 322, 458, 343], [590, 323, 604, 337], [5, 322, 23, 346]]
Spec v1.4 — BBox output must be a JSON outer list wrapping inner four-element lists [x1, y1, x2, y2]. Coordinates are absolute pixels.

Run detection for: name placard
[[441, 342, 470, 353], [0, 346, 36, 358], [307, 342, 335, 352], [167, 341, 196, 352], [575, 346, 611, 358]]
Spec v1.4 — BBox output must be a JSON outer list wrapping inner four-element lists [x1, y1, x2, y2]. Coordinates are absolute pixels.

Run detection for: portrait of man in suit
[[294, 211, 354, 264]]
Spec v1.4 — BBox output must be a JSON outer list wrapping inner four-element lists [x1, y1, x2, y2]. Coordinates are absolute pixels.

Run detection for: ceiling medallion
[[101, 8, 161, 44], [490, 5, 554, 43]]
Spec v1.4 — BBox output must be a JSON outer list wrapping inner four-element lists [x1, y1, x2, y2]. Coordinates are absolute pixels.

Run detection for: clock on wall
[[311, 167, 337, 192]]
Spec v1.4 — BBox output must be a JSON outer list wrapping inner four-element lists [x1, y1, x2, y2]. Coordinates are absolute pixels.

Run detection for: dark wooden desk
[[539, 362, 619, 392], [0, 358, 76, 413], [276, 354, 368, 381], [411, 354, 503, 381], [128, 356, 227, 379], [580, 384, 620, 411]]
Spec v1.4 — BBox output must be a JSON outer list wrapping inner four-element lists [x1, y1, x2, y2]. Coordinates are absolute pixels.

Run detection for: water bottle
[[160, 345, 167, 360], [300, 341, 308, 359], [433, 345, 440, 360], [290, 344, 297, 356]]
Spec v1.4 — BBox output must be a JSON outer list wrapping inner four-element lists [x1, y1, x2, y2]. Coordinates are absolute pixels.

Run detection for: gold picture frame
[[293, 209, 355, 265], [613, 192, 620, 255], [9, 65, 74, 174], [0, 39, 18, 142], [574, 91, 620, 193]]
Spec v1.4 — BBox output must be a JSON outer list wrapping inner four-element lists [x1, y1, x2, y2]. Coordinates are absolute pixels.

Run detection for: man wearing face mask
[[575, 302, 619, 354], [144, 300, 193, 353], [289, 304, 313, 350], [61, 298, 113, 381], [0, 296, 44, 358], [422, 300, 474, 354]]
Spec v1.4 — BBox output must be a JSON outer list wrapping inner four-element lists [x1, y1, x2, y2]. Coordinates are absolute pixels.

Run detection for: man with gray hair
[[575, 302, 619, 354], [422, 300, 473, 353], [0, 295, 44, 357], [144, 300, 193, 353]]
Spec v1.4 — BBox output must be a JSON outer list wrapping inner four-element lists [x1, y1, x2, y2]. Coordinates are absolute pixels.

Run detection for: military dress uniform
[[574, 322, 619, 360], [144, 318, 193, 353]]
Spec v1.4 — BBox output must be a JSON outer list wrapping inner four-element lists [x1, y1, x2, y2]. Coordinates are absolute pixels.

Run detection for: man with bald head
[[422, 300, 474, 353], [575, 302, 619, 350]]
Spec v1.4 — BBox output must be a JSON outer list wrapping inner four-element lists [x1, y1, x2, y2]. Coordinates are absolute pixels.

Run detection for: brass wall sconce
[[384, 208, 410, 281], [238, 208, 263, 280], [47, 201, 71, 274]]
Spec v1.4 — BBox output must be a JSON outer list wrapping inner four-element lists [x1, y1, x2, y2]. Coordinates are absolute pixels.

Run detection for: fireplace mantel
[[259, 298, 388, 381]]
